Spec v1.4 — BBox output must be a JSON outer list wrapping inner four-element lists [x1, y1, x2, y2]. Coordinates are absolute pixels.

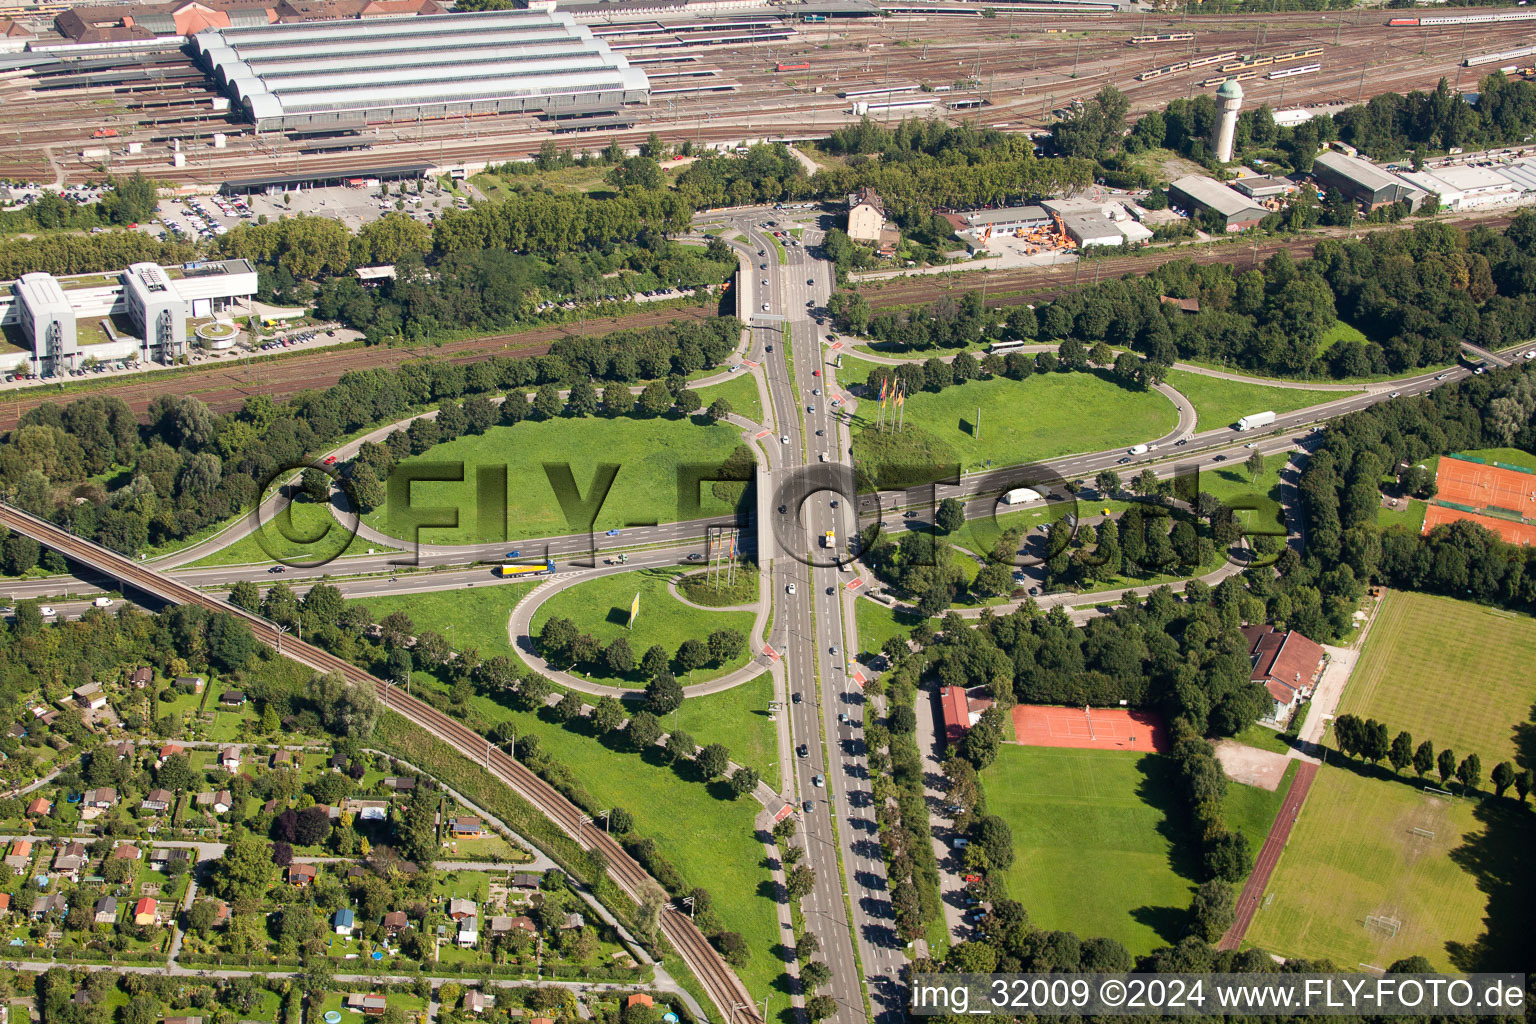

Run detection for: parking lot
[[238, 180, 459, 233]]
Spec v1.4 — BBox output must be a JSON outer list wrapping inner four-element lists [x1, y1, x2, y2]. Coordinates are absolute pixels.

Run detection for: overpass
[[0, 500, 761, 1024]]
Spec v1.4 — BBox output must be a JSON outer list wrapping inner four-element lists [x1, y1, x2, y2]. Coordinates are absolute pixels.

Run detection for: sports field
[[981, 746, 1196, 956], [1244, 766, 1504, 970], [1338, 590, 1536, 766]]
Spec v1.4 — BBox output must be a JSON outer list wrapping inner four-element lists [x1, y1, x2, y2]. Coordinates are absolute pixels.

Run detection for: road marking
[[763, 644, 780, 661], [845, 577, 864, 590], [754, 429, 771, 439]]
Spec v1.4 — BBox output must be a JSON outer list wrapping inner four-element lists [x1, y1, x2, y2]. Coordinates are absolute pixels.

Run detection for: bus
[[988, 340, 1029, 354], [497, 560, 556, 578]]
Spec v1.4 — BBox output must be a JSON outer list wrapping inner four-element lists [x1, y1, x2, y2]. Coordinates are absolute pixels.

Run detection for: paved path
[[914, 684, 967, 946], [1218, 760, 1319, 951]]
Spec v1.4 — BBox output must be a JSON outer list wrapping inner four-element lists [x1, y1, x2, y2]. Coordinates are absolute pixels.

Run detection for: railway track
[[0, 498, 762, 1024]]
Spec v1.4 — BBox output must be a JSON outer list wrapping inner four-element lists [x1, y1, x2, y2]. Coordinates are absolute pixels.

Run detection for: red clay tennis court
[[1435, 456, 1536, 519], [1422, 502, 1536, 546], [1011, 704, 1171, 753]]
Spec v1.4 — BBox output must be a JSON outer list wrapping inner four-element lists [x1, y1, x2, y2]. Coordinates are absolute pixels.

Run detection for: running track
[[1218, 760, 1320, 950]]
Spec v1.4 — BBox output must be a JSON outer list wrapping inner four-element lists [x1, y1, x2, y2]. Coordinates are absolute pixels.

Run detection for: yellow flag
[[628, 592, 640, 629]]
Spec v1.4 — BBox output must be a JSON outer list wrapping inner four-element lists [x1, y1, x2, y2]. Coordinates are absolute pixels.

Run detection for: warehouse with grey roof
[[1167, 174, 1269, 231], [192, 9, 649, 131]]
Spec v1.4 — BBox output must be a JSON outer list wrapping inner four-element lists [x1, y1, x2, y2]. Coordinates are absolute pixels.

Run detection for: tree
[[697, 743, 730, 779], [706, 628, 746, 664], [664, 728, 696, 764], [638, 381, 673, 417], [605, 636, 635, 676], [551, 692, 583, 723], [936, 498, 966, 533], [208, 612, 258, 672], [806, 996, 837, 1022], [1413, 739, 1435, 778], [1456, 753, 1482, 793], [1438, 748, 1457, 785], [645, 671, 683, 715], [532, 384, 563, 420], [228, 579, 261, 612], [677, 638, 708, 675], [975, 815, 1014, 870], [1491, 760, 1516, 797], [1388, 731, 1414, 775], [799, 960, 831, 991], [1188, 880, 1235, 942], [592, 696, 625, 735], [785, 863, 816, 899], [566, 380, 599, 418], [209, 826, 274, 903], [627, 711, 662, 752], [641, 644, 671, 681], [1094, 469, 1121, 498], [604, 382, 636, 416], [1516, 768, 1533, 803], [305, 670, 381, 739], [1246, 449, 1266, 481], [729, 767, 760, 799], [707, 397, 733, 423], [300, 467, 330, 504]]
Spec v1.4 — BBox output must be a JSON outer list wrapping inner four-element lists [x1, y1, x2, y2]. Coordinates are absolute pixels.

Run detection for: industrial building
[[1396, 163, 1525, 211], [1, 260, 256, 374], [192, 9, 650, 131], [1167, 174, 1269, 231], [1311, 150, 1426, 211]]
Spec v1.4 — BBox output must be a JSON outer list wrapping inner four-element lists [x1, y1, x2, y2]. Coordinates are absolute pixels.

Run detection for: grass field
[[344, 583, 538, 660], [981, 746, 1197, 955], [530, 567, 757, 687], [701, 370, 764, 425], [187, 497, 393, 567], [1163, 369, 1358, 433], [853, 597, 925, 659], [1224, 760, 1298, 860], [1244, 765, 1532, 970], [1338, 590, 1536, 766], [843, 361, 1178, 473], [440, 684, 781, 999], [362, 415, 745, 545], [670, 671, 777, 781], [1198, 453, 1289, 538]]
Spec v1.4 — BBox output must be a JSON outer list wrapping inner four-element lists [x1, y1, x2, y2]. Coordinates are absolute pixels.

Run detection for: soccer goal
[[1410, 827, 1436, 839], [1425, 787, 1455, 800], [1365, 915, 1401, 938]]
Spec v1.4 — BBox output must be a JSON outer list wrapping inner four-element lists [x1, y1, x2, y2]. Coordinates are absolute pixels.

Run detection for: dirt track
[[0, 304, 715, 428]]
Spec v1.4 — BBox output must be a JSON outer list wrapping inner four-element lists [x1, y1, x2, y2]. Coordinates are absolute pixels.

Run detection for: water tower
[[1213, 78, 1243, 164]]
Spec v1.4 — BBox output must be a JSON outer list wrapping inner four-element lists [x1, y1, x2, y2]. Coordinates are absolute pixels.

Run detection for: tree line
[[1332, 713, 1534, 800]]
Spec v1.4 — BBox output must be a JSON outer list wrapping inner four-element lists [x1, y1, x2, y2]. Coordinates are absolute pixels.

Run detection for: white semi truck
[[1237, 410, 1277, 431]]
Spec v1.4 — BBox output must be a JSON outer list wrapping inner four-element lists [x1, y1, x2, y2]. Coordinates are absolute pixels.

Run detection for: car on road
[[1526, 350, 1536, 360], [605, 529, 621, 536], [760, 263, 767, 270], [812, 388, 820, 395], [839, 713, 850, 724], [761, 302, 770, 311], [780, 435, 790, 444], [792, 692, 802, 704], [903, 510, 920, 518], [1243, 442, 1259, 449], [807, 278, 814, 285], [802, 800, 814, 813], [1117, 457, 1131, 464], [1389, 391, 1402, 398], [268, 566, 286, 573], [829, 645, 838, 655], [1174, 439, 1188, 447], [815, 429, 824, 437], [506, 550, 521, 558], [779, 504, 788, 514], [798, 744, 808, 758], [813, 774, 824, 787], [1436, 372, 1450, 380], [786, 582, 797, 594], [829, 499, 838, 508], [758, 250, 765, 256], [812, 369, 820, 376], [826, 586, 835, 595], [1213, 454, 1227, 462], [323, 455, 337, 465], [40, 605, 56, 617], [964, 874, 981, 883], [761, 279, 769, 286], [686, 553, 703, 561]]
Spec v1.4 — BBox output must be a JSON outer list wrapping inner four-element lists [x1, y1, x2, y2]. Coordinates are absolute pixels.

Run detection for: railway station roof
[[220, 163, 429, 193]]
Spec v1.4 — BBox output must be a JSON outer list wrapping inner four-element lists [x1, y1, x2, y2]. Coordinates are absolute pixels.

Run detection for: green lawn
[[1377, 497, 1427, 532], [445, 686, 781, 999], [1230, 722, 1294, 757], [345, 583, 538, 660], [1223, 761, 1298, 862], [363, 415, 746, 545], [530, 567, 757, 687], [1317, 319, 1369, 353], [1244, 764, 1533, 970], [1198, 453, 1289, 538], [1452, 446, 1536, 472], [700, 369, 764, 425], [847, 367, 1178, 475], [186, 497, 393, 568], [981, 745, 1197, 956], [670, 672, 778, 781], [853, 597, 925, 659], [1338, 590, 1536, 767], [1163, 369, 1358, 433]]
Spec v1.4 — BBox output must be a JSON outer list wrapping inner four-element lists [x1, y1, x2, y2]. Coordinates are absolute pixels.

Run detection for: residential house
[[194, 790, 232, 814], [342, 799, 388, 821], [211, 901, 230, 928], [457, 915, 479, 947], [93, 896, 117, 925], [270, 749, 295, 769], [510, 872, 541, 890], [333, 908, 354, 935], [83, 787, 117, 809], [381, 910, 407, 935], [846, 187, 888, 244], [560, 912, 584, 931], [7, 723, 25, 739], [530, 1017, 555, 1024], [31, 892, 66, 919], [382, 776, 416, 792], [141, 789, 172, 812], [218, 746, 241, 772], [52, 843, 86, 878], [128, 667, 152, 689], [26, 797, 51, 817], [508, 915, 536, 935], [164, 1017, 204, 1024], [72, 683, 108, 710], [5, 840, 33, 875], [288, 864, 317, 886], [489, 916, 517, 936], [175, 675, 204, 694], [329, 752, 348, 771], [114, 740, 135, 759], [447, 897, 476, 921], [450, 816, 483, 837], [220, 690, 246, 707], [158, 743, 184, 761], [462, 991, 493, 1015], [133, 897, 158, 925], [625, 995, 654, 1010], [0, 893, 11, 913], [1241, 624, 1328, 723], [112, 844, 142, 862]]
